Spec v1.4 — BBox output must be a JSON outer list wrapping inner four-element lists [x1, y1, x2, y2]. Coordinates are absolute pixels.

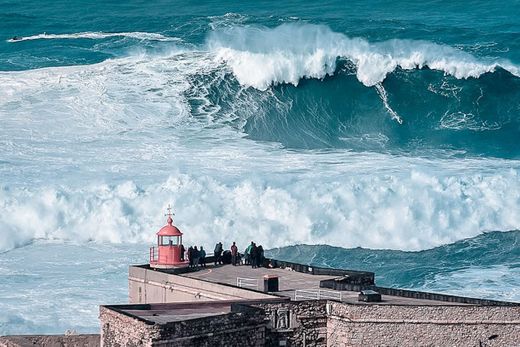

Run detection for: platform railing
[[236, 277, 259, 290], [294, 289, 343, 301], [149, 247, 157, 263]]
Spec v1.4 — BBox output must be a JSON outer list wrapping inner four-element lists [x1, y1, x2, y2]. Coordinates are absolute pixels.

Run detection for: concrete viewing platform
[[130, 257, 517, 307], [182, 263, 474, 306]]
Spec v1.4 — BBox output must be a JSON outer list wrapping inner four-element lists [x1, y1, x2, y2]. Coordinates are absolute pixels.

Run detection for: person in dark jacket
[[250, 243, 258, 269], [214, 242, 223, 265], [199, 246, 206, 267], [180, 244, 185, 261], [193, 246, 200, 267], [257, 245, 264, 268], [188, 246, 194, 267]]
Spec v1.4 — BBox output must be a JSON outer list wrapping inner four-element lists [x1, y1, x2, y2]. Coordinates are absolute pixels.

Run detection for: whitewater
[[1, 0, 520, 334]]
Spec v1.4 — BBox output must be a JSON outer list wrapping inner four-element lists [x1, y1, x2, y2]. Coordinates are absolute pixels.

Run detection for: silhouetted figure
[[188, 246, 194, 267], [257, 245, 264, 268], [250, 243, 258, 269], [193, 246, 200, 267], [180, 244, 185, 261], [200, 246, 206, 267], [214, 242, 223, 265]]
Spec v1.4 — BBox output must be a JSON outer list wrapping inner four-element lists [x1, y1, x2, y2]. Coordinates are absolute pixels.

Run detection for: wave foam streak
[[7, 31, 179, 42]]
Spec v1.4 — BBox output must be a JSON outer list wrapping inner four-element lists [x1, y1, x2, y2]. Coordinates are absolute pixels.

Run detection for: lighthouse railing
[[149, 247, 158, 263]]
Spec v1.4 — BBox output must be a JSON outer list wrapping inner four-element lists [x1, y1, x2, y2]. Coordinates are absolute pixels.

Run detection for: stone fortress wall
[[100, 303, 266, 347], [99, 300, 520, 347], [326, 302, 520, 347]]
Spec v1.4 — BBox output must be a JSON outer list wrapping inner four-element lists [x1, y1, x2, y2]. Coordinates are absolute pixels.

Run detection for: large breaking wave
[[207, 23, 520, 89], [1, 23, 520, 253]]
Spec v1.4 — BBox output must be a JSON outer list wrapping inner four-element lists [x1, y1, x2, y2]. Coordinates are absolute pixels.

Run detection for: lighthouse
[[149, 205, 187, 269]]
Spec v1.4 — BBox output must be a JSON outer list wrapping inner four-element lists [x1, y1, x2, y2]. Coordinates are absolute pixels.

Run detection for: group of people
[[227, 241, 264, 267], [243, 241, 264, 268], [179, 241, 265, 268], [182, 245, 207, 268]]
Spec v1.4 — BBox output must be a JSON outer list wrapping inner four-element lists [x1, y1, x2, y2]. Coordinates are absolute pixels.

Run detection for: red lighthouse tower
[[149, 205, 187, 269]]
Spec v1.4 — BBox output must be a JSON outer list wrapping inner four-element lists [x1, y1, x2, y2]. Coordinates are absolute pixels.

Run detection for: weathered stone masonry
[[100, 304, 266, 347], [326, 302, 520, 347], [100, 300, 520, 347]]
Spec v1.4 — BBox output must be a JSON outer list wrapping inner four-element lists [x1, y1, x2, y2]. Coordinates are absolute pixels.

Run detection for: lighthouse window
[[161, 236, 178, 246]]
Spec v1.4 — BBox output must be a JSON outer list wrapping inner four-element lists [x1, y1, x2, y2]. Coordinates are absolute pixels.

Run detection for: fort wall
[[247, 300, 328, 347], [326, 302, 520, 346], [99, 304, 265, 347]]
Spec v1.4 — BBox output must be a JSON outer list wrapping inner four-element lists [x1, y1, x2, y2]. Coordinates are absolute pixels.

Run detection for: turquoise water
[[268, 230, 520, 301], [1, 0, 519, 334], [2, 1, 519, 156]]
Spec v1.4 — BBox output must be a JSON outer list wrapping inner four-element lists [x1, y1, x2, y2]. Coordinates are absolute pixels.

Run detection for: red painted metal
[[149, 213, 187, 268]]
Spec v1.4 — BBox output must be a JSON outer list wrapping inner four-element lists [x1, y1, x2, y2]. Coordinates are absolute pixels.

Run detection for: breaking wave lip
[[6, 31, 180, 43], [207, 23, 520, 90]]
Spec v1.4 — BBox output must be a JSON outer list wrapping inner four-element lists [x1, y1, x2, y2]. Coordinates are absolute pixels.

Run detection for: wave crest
[[207, 23, 520, 89]]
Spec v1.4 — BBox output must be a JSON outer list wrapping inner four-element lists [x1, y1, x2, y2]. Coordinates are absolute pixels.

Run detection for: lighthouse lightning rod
[[165, 204, 175, 219]]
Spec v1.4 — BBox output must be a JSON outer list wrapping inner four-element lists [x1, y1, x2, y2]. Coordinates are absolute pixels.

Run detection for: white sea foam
[[2, 168, 520, 253], [419, 265, 520, 302], [207, 23, 520, 89], [7, 31, 179, 43], [1, 42, 520, 255]]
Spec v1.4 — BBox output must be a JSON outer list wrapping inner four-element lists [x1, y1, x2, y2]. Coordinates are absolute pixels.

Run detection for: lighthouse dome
[[156, 216, 183, 236]]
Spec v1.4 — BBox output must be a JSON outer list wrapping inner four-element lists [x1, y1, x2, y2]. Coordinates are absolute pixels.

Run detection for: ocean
[[1, 0, 519, 334]]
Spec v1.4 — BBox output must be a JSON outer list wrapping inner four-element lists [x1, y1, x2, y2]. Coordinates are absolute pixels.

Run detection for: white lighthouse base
[[150, 261, 189, 269]]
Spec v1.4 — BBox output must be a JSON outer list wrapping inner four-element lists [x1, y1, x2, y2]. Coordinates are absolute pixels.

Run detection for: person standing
[[231, 242, 238, 266], [257, 245, 264, 268], [214, 242, 223, 265], [180, 244, 185, 262], [244, 241, 254, 265], [188, 246, 194, 267], [250, 243, 258, 269], [193, 246, 200, 268], [200, 246, 206, 267]]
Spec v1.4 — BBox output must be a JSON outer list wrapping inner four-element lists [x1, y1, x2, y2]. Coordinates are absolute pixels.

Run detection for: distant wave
[[267, 230, 520, 302], [7, 31, 179, 43], [207, 23, 520, 89]]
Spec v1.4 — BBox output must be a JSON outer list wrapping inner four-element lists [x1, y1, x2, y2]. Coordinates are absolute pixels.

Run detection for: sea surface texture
[[1, 0, 519, 334]]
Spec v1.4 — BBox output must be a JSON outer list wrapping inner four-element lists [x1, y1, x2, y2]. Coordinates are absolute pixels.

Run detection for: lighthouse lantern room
[[149, 205, 187, 268]]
